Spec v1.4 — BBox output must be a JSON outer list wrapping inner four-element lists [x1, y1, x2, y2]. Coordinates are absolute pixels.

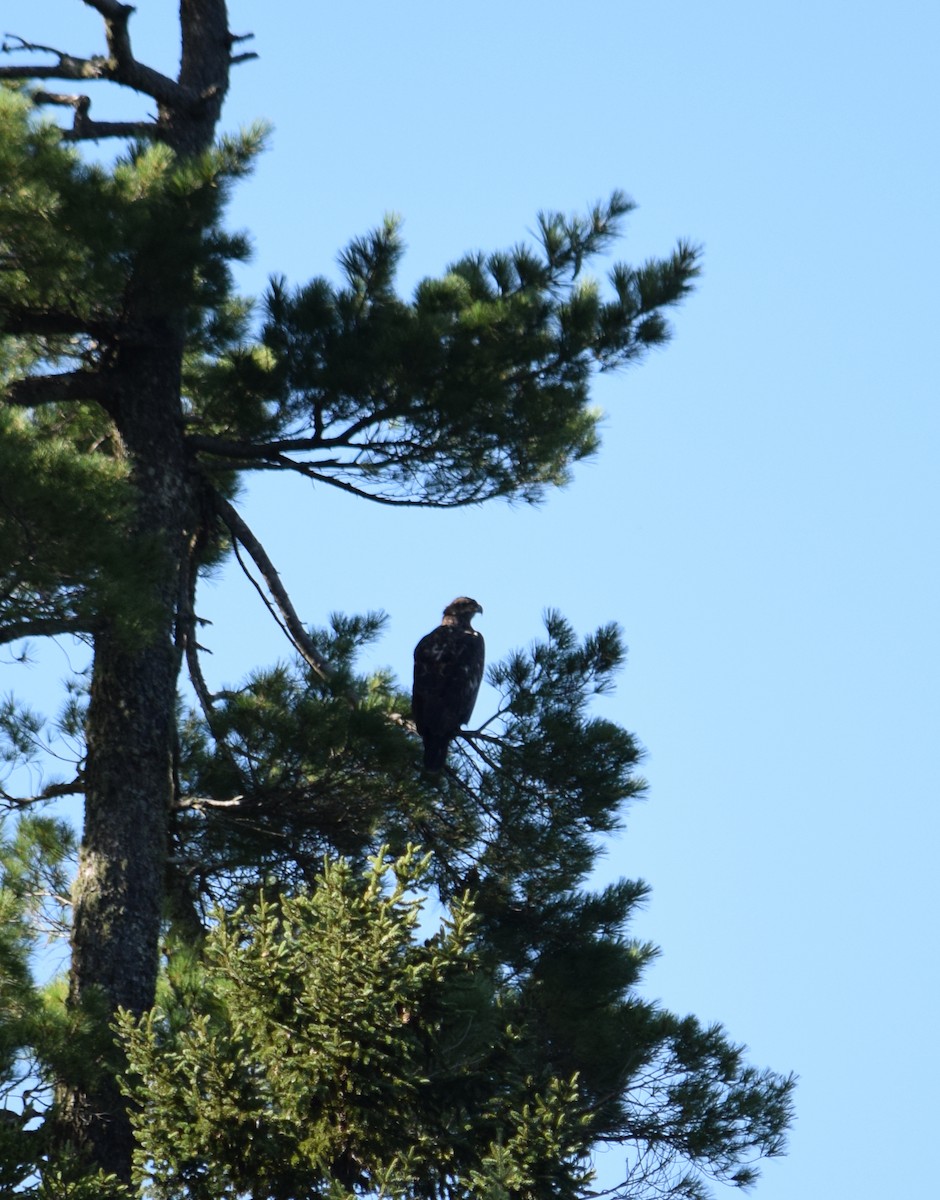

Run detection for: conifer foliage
[[0, 3, 792, 1197]]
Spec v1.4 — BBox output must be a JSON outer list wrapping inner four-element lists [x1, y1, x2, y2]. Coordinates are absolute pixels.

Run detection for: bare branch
[[82, 0, 135, 22], [33, 91, 158, 142], [189, 430, 494, 507], [62, 116, 158, 142], [82, 0, 186, 106], [229, 535, 294, 647], [0, 616, 88, 646], [187, 434, 316, 459], [0, 33, 107, 82], [183, 625, 216, 725], [186, 404, 402, 458], [2, 11, 187, 108], [298, 470, 493, 508], [172, 794, 246, 811], [175, 527, 216, 721], [227, 30, 259, 67], [175, 524, 255, 794], [0, 776, 83, 809], [211, 491, 336, 686]]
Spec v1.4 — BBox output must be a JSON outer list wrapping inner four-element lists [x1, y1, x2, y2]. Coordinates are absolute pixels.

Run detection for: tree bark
[[60, 338, 191, 1178], [47, 3, 237, 1179]]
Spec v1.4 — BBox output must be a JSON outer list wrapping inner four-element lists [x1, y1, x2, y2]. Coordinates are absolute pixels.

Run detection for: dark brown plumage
[[412, 597, 484, 771]]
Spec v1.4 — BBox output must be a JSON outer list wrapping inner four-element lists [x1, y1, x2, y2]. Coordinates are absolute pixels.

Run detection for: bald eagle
[[412, 597, 484, 771]]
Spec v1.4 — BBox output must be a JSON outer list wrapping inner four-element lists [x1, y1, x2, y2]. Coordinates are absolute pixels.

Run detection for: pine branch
[[186, 416, 401, 458], [189, 435, 497, 507], [291, 468, 494, 508]]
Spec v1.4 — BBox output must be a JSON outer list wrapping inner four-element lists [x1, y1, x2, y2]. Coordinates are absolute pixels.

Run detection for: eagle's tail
[[422, 734, 451, 772]]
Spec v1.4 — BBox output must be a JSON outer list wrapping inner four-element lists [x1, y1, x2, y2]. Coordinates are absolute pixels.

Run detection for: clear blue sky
[[10, 2, 940, 1196]]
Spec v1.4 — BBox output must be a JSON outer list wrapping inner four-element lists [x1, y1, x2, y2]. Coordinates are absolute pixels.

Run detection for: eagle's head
[[443, 596, 483, 626]]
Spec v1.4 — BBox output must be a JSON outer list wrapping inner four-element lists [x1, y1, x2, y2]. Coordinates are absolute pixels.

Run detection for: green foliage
[[0, 405, 162, 642], [0, 88, 121, 325], [173, 614, 418, 910], [0, 24, 792, 1198], [0, 91, 266, 643], [233, 196, 699, 505], [0, 88, 263, 336], [0, 815, 131, 1197], [0, 872, 37, 1192], [120, 850, 594, 1200], [169, 613, 794, 1196]]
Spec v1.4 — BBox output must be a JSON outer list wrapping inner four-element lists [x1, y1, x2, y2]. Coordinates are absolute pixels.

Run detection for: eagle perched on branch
[[412, 597, 484, 771]]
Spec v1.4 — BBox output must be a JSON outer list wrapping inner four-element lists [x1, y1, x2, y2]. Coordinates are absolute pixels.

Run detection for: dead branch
[[3, 6, 255, 147], [33, 90, 158, 142], [1, 17, 189, 109], [227, 31, 258, 68], [173, 795, 246, 811], [0, 776, 84, 809], [211, 491, 336, 687], [0, 33, 108, 82]]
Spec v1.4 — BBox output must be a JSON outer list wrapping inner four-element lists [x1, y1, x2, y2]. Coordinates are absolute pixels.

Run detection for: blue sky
[[9, 2, 940, 1196]]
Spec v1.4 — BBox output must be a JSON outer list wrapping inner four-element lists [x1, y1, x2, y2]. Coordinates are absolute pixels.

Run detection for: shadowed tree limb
[[0, 617, 88, 647], [0, 308, 125, 339], [4, 370, 107, 408]]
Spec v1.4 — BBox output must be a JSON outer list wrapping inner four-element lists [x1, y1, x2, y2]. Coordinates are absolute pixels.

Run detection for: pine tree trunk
[[59, 340, 191, 1179], [49, 1, 233, 1181]]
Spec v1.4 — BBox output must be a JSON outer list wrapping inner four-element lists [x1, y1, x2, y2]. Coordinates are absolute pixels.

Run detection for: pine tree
[[0, 3, 793, 1195]]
